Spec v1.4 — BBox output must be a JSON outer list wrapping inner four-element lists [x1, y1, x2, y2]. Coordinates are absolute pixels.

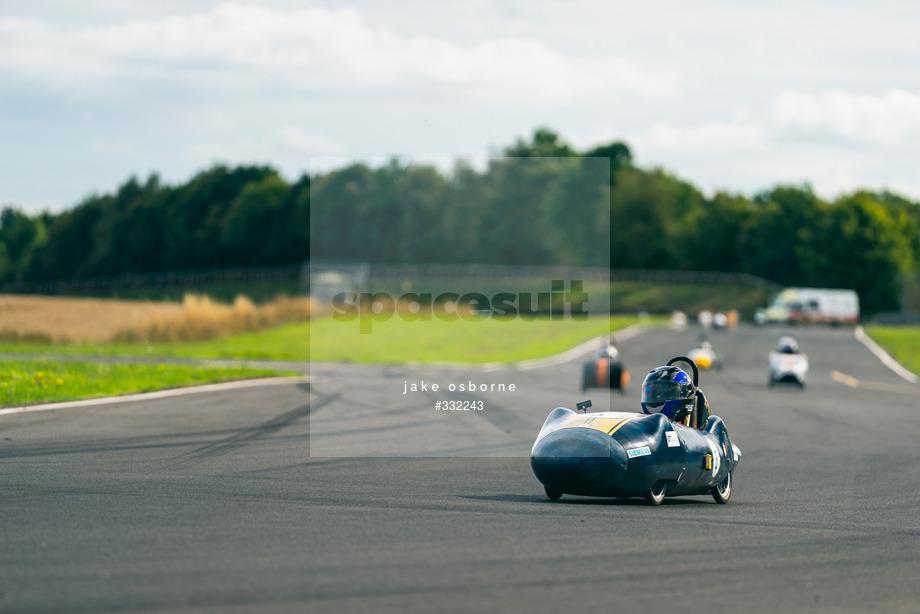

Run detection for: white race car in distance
[[768, 336, 808, 389]]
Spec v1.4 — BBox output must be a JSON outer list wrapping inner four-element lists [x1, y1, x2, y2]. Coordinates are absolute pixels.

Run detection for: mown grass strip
[[0, 316, 651, 363], [863, 326, 920, 377], [308, 315, 646, 364], [0, 358, 298, 408]]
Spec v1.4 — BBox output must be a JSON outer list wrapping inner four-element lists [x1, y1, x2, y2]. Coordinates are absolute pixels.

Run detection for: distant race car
[[697, 309, 714, 328], [687, 338, 723, 371], [532, 356, 741, 505], [581, 343, 630, 393], [669, 310, 688, 330], [768, 336, 808, 389]]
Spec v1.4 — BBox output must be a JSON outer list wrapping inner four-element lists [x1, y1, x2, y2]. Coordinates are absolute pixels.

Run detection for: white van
[[762, 287, 860, 324]]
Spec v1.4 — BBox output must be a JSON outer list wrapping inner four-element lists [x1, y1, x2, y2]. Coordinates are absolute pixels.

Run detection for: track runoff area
[[3, 324, 920, 613]]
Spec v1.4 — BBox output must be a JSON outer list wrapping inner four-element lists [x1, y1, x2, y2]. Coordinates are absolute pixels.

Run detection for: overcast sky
[[3, 0, 920, 213]]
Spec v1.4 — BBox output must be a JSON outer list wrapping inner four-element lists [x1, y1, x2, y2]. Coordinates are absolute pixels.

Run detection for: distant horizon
[[7, 141, 916, 217]]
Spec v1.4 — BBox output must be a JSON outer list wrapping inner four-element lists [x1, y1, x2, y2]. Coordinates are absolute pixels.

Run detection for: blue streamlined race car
[[532, 356, 741, 505]]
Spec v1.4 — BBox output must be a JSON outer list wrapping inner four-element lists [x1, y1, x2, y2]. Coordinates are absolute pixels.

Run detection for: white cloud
[[625, 119, 895, 200], [772, 89, 920, 147], [625, 86, 920, 199], [731, 145, 877, 197], [270, 128, 346, 157], [886, 178, 920, 199], [88, 139, 136, 153], [185, 127, 346, 168], [0, 2, 677, 104], [633, 122, 764, 156]]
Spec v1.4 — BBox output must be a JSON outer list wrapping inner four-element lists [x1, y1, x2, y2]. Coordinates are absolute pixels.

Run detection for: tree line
[[2, 128, 919, 314]]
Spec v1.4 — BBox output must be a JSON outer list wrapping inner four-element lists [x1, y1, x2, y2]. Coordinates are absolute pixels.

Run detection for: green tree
[[0, 241, 9, 281], [163, 165, 279, 269], [0, 207, 47, 281], [81, 174, 167, 276], [439, 161, 492, 264], [478, 156, 571, 265], [583, 141, 632, 188], [798, 192, 908, 313], [7, 128, 920, 300], [543, 156, 611, 266], [220, 175, 291, 266], [272, 173, 310, 264], [739, 185, 820, 285], [503, 127, 577, 158], [609, 168, 704, 269], [309, 163, 379, 261], [392, 164, 450, 262], [684, 191, 750, 272], [26, 197, 104, 280]]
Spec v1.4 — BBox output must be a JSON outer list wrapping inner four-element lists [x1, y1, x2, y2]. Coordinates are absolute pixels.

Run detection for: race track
[[3, 324, 920, 613]]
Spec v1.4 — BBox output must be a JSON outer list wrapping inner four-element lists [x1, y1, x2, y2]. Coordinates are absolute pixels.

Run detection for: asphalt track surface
[[3, 324, 920, 613]]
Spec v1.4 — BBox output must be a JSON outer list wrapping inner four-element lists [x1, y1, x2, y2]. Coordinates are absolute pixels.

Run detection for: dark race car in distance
[[581, 342, 630, 393]]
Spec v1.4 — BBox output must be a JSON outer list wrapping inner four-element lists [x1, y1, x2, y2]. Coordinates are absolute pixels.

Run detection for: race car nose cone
[[531, 428, 629, 496]]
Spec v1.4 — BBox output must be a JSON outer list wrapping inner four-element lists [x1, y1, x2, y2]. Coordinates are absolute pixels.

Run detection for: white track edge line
[[831, 369, 920, 395], [0, 376, 309, 416], [854, 325, 919, 384]]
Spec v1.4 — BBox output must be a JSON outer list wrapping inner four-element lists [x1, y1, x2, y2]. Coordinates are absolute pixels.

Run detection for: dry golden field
[[0, 294, 314, 343]]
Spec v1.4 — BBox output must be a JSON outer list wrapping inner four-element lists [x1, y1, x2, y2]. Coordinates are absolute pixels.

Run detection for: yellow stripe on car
[[556, 415, 638, 436]]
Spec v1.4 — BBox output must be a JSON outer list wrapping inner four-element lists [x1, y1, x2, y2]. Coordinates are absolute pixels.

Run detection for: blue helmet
[[641, 366, 695, 420]]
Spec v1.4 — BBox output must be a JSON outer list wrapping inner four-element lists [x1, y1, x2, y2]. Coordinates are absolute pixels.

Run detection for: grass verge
[[0, 316, 652, 363], [308, 315, 647, 364], [863, 325, 920, 376], [0, 358, 299, 408]]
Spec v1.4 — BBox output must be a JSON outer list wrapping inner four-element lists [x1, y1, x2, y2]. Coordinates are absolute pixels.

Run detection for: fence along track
[[1, 263, 780, 297]]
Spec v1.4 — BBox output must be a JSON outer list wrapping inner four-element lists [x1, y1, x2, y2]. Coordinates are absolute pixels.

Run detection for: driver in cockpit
[[640, 365, 710, 429]]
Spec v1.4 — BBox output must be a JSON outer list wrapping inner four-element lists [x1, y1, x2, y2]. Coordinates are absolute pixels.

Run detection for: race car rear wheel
[[544, 486, 563, 501], [711, 472, 732, 504], [581, 362, 595, 390], [645, 480, 667, 506]]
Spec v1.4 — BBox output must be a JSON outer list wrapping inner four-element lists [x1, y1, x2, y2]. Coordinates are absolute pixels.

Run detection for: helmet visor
[[642, 380, 685, 404]]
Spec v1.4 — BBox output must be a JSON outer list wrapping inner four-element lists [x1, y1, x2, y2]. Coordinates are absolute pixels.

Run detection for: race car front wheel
[[544, 486, 563, 501], [646, 480, 667, 505], [711, 472, 732, 504]]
